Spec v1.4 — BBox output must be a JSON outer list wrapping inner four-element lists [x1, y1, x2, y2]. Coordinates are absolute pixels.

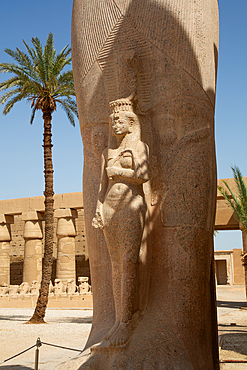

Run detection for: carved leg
[[107, 203, 145, 347], [121, 258, 138, 324], [102, 260, 121, 340], [108, 258, 138, 347]]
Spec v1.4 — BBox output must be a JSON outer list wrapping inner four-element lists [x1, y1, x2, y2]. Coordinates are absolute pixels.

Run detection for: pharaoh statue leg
[[58, 0, 220, 369]]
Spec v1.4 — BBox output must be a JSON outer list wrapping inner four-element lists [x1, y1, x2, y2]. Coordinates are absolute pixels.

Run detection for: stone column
[[22, 211, 43, 285], [54, 208, 78, 284], [0, 215, 14, 285]]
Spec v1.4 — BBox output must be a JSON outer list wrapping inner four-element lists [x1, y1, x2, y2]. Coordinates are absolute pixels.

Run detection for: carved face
[[111, 113, 131, 136]]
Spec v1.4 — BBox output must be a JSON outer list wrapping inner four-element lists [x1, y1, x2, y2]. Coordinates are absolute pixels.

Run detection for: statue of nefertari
[[92, 96, 149, 348]]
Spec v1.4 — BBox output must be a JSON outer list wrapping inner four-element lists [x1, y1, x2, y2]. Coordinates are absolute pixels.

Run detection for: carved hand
[[106, 166, 118, 180], [92, 209, 104, 229]]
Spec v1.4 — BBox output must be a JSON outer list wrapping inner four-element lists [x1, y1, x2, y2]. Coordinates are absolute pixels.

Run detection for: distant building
[[214, 249, 245, 285], [0, 176, 246, 287], [0, 193, 89, 286]]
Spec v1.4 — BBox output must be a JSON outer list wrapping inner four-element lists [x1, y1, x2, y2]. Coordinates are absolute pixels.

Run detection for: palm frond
[[22, 40, 45, 86], [53, 85, 75, 98], [44, 33, 55, 81], [0, 88, 21, 104], [57, 98, 78, 126], [230, 167, 247, 227], [232, 167, 244, 202], [52, 50, 71, 77], [234, 167, 247, 209], [0, 76, 22, 91], [218, 166, 247, 230], [30, 105, 38, 124], [0, 63, 35, 88], [0, 62, 27, 76], [218, 184, 242, 220], [31, 37, 46, 83], [1, 33, 76, 128], [22, 40, 36, 62], [57, 70, 74, 85], [4, 48, 33, 75], [2, 91, 30, 115], [57, 97, 78, 115]]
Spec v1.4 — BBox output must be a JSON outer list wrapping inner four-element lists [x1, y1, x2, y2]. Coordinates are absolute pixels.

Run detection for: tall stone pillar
[[70, 0, 219, 368], [0, 215, 14, 285], [22, 211, 43, 285], [54, 208, 78, 283]]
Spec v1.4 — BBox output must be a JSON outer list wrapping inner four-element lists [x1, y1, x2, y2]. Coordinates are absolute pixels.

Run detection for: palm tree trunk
[[244, 263, 247, 303], [29, 111, 54, 323], [241, 230, 247, 303]]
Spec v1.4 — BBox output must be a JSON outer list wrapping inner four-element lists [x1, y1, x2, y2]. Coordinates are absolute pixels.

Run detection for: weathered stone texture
[[70, 0, 219, 369]]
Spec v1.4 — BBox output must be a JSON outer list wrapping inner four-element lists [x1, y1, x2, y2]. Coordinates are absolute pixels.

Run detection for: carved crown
[[109, 95, 135, 114]]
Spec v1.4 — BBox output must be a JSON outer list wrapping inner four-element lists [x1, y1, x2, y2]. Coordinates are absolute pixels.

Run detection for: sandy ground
[[0, 308, 92, 369], [217, 285, 247, 369], [0, 286, 246, 369]]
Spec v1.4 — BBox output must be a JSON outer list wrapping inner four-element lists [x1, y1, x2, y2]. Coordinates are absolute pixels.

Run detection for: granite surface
[[69, 0, 220, 368]]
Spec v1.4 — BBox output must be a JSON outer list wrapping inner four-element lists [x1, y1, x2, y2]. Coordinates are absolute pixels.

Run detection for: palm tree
[[218, 166, 247, 299], [0, 33, 78, 323]]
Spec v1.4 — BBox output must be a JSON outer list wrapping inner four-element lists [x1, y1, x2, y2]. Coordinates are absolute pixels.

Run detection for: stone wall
[[0, 188, 246, 287], [10, 210, 87, 259], [0, 193, 89, 286]]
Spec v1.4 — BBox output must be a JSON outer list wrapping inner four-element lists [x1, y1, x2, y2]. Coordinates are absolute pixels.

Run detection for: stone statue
[[92, 96, 149, 347], [49, 281, 54, 294], [78, 277, 91, 294], [19, 282, 30, 295], [30, 280, 40, 295], [54, 279, 66, 294], [63, 0, 220, 368], [0, 283, 9, 295], [8, 285, 19, 295], [66, 279, 77, 294]]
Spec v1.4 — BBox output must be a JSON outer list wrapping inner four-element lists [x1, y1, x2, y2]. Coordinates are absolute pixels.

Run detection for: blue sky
[[0, 0, 246, 250], [0, 1, 82, 200]]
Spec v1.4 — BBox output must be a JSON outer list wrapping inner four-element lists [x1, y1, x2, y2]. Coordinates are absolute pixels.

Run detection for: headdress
[[108, 93, 140, 148], [109, 93, 136, 114]]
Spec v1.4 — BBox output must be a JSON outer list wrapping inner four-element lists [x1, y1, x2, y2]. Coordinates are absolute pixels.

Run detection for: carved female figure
[[92, 96, 149, 346]]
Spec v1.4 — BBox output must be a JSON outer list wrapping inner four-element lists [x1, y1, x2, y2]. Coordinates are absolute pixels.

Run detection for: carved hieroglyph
[[68, 0, 219, 369]]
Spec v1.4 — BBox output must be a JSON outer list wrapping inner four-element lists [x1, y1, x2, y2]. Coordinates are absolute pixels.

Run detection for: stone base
[[0, 293, 93, 308], [55, 318, 194, 370]]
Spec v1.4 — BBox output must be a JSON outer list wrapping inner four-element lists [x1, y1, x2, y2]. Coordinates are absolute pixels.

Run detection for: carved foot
[[108, 321, 133, 347], [103, 320, 120, 341]]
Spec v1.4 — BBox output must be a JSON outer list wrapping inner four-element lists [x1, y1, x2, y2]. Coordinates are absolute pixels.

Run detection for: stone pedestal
[[0, 215, 14, 285], [22, 211, 43, 285], [54, 209, 78, 284]]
